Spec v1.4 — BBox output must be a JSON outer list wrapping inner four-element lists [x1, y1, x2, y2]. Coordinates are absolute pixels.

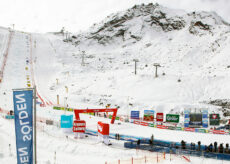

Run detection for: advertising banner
[[168, 126, 176, 130], [156, 125, 168, 129], [140, 121, 148, 126], [184, 110, 190, 127], [211, 130, 227, 135], [166, 114, 179, 123], [156, 113, 164, 122], [97, 121, 109, 135], [195, 129, 206, 133], [189, 113, 202, 127], [209, 114, 220, 126], [73, 120, 86, 133], [148, 123, 154, 127], [184, 127, 195, 132], [176, 127, 183, 131], [133, 120, 140, 125], [202, 110, 208, 128], [131, 111, 140, 119], [61, 115, 73, 128], [143, 110, 154, 121], [13, 90, 33, 164]]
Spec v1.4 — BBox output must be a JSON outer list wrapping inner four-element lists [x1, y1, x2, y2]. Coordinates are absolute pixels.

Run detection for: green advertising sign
[[148, 123, 154, 127], [176, 127, 182, 131], [209, 114, 220, 126], [198, 129, 206, 133], [166, 114, 180, 123], [109, 115, 120, 120]]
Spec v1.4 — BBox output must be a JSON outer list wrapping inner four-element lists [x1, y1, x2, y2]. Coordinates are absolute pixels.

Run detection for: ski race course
[[0, 26, 229, 163]]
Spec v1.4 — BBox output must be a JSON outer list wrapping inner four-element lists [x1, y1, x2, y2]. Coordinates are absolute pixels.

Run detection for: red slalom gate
[[74, 108, 118, 124]]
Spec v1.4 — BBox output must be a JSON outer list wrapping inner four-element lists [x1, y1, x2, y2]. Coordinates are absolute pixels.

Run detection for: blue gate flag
[[13, 90, 33, 164]]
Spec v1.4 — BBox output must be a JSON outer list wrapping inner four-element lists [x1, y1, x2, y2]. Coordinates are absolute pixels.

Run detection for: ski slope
[[0, 27, 229, 164], [0, 3, 230, 163]]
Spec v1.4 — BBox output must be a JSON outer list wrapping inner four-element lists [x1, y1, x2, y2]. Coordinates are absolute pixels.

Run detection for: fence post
[[54, 151, 56, 164], [157, 152, 159, 163], [118, 159, 120, 164], [163, 152, 165, 159], [170, 151, 171, 161], [132, 157, 133, 164], [145, 156, 146, 163]]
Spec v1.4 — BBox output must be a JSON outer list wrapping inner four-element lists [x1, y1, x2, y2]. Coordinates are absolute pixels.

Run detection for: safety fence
[[85, 128, 230, 161], [124, 141, 230, 161], [1, 108, 230, 162], [0, 31, 13, 83], [105, 152, 166, 164]]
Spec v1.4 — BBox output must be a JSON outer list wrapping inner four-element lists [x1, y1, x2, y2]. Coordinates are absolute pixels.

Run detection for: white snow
[[0, 3, 230, 164]]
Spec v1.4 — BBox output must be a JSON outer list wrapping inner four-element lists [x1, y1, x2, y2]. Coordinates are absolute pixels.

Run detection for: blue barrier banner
[[184, 110, 190, 127], [202, 109, 208, 128], [61, 115, 73, 128], [13, 90, 33, 164]]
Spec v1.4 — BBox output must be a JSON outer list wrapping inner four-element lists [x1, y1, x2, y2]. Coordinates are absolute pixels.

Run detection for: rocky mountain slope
[[49, 3, 230, 114]]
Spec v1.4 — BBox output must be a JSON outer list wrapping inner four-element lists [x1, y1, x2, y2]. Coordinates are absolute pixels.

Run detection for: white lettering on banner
[[17, 103, 27, 111], [19, 111, 28, 120], [98, 124, 102, 132], [74, 127, 85, 131], [16, 94, 25, 103], [167, 116, 178, 121], [16, 94, 32, 142], [18, 147, 29, 163]]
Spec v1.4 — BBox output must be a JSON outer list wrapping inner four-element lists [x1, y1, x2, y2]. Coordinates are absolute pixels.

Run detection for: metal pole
[[33, 86, 37, 164], [57, 95, 59, 105], [155, 66, 158, 77], [135, 61, 137, 75]]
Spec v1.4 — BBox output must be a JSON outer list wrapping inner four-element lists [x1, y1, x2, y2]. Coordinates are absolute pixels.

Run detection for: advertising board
[[184, 110, 190, 127], [61, 115, 73, 128], [13, 90, 33, 164], [156, 113, 164, 122], [209, 114, 220, 126], [97, 121, 109, 135], [73, 120, 86, 133], [143, 110, 154, 121], [202, 109, 208, 128], [189, 113, 202, 127], [166, 114, 179, 123], [131, 111, 140, 119]]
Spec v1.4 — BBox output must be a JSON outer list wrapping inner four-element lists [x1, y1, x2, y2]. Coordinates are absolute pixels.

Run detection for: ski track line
[[29, 34, 53, 106]]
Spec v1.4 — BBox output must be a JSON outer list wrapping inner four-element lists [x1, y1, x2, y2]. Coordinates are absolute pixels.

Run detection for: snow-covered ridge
[[72, 3, 230, 46]]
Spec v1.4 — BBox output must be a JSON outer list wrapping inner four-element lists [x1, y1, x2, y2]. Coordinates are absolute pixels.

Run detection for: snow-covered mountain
[[1, 3, 230, 115], [73, 3, 230, 46], [47, 3, 230, 114]]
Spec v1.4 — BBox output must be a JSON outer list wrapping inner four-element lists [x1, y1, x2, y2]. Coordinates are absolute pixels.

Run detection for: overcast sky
[[0, 0, 229, 33]]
